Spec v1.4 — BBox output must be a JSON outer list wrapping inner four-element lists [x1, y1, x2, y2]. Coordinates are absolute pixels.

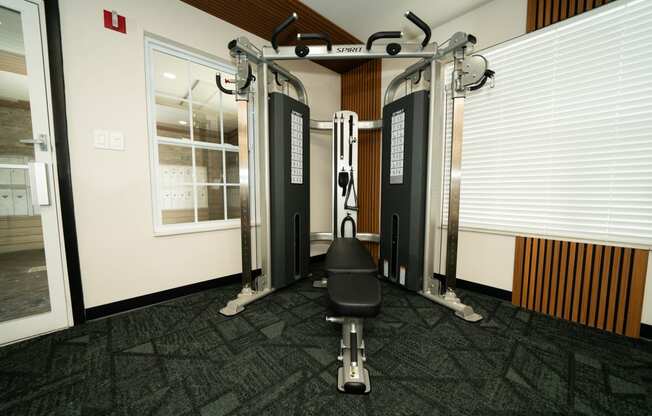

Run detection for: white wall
[[58, 0, 339, 308], [381, 0, 527, 103]]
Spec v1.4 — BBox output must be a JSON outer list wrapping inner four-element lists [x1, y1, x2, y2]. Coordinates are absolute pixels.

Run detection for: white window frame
[[145, 36, 243, 236]]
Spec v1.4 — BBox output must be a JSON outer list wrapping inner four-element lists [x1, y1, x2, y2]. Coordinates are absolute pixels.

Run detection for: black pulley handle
[[296, 32, 333, 51], [366, 31, 402, 51], [215, 64, 254, 95], [404, 11, 431, 48], [271, 13, 298, 51]]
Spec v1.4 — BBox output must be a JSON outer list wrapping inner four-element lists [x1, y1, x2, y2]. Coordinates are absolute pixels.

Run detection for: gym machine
[[216, 11, 494, 393]]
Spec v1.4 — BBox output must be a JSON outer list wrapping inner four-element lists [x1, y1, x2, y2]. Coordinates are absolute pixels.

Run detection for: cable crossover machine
[[216, 10, 495, 394]]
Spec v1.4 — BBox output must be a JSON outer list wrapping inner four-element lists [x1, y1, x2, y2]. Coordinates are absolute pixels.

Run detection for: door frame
[[40, 0, 85, 324]]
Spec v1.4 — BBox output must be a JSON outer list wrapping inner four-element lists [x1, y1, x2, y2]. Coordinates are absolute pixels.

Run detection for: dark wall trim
[[86, 254, 326, 320], [641, 324, 652, 340], [456, 278, 512, 302], [85, 271, 256, 320], [44, 0, 86, 324]]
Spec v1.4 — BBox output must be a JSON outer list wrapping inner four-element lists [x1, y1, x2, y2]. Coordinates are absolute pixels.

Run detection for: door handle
[[28, 162, 50, 207], [19, 134, 48, 151]]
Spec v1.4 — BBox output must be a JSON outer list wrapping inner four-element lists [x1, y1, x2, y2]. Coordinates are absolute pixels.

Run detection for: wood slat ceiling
[[181, 0, 366, 73]]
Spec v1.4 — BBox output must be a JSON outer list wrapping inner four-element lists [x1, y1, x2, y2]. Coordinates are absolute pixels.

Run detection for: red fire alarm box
[[103, 10, 126, 34]]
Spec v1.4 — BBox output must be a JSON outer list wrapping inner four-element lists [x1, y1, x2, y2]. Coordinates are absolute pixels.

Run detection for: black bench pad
[[325, 238, 376, 275], [328, 274, 381, 317]]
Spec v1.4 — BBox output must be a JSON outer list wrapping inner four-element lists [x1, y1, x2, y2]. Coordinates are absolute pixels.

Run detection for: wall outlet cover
[[93, 130, 109, 149], [109, 131, 125, 151]]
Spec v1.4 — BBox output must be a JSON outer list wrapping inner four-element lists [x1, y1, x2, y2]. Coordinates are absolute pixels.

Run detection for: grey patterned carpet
[[1, 264, 651, 415]]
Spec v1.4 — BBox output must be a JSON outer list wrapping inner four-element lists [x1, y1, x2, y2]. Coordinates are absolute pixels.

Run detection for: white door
[[0, 0, 71, 344]]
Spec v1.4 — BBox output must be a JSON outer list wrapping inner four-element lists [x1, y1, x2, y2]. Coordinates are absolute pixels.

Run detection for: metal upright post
[[445, 51, 466, 291], [237, 98, 252, 290]]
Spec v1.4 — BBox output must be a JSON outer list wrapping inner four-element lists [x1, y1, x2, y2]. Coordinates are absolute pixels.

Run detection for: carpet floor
[[1, 265, 651, 415]]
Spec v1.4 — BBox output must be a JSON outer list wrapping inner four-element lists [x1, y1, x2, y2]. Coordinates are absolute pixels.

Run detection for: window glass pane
[[225, 151, 239, 184], [192, 105, 220, 144], [152, 50, 188, 99], [195, 148, 223, 184], [226, 186, 240, 219], [156, 95, 190, 139], [198, 185, 224, 222], [161, 185, 194, 224], [222, 92, 238, 146], [190, 62, 219, 104]]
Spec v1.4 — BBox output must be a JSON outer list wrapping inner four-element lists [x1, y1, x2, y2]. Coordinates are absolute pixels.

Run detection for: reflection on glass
[[192, 106, 220, 144], [190, 63, 219, 103], [153, 50, 189, 98], [226, 186, 240, 219], [195, 148, 223, 184], [225, 152, 239, 184], [222, 92, 239, 146], [156, 96, 190, 139], [161, 185, 194, 224], [198, 185, 224, 221], [0, 6, 51, 323]]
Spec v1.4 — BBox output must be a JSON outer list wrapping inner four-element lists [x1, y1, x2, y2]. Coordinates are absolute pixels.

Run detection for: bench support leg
[[327, 317, 371, 394]]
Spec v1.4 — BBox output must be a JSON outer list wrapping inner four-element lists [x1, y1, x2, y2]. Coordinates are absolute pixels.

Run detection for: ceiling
[[301, 0, 493, 43]]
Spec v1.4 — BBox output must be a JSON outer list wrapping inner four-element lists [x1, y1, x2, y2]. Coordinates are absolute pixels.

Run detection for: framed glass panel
[[226, 186, 240, 219], [225, 151, 239, 184], [152, 50, 189, 99], [192, 105, 220, 144], [155, 96, 190, 139], [198, 185, 225, 222], [161, 185, 194, 224], [194, 148, 223, 184], [190, 62, 219, 104]]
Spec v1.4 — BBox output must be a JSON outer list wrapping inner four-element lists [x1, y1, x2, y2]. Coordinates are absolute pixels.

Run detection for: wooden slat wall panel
[[181, 0, 363, 73], [340, 59, 381, 260], [513, 236, 649, 338], [526, 0, 617, 32]]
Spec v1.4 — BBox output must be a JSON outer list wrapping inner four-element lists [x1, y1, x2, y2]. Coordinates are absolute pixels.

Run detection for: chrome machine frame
[[218, 12, 494, 322]]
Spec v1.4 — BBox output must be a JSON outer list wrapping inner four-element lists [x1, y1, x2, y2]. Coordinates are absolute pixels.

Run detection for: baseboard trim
[[85, 255, 327, 321], [456, 278, 512, 302], [640, 323, 652, 340]]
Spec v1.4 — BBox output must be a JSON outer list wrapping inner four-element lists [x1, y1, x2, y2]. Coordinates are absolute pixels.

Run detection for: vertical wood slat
[[512, 237, 649, 339], [605, 247, 621, 331], [555, 241, 568, 318], [572, 244, 585, 322], [513, 237, 525, 306], [528, 238, 539, 310], [526, 0, 614, 32], [522, 238, 533, 307], [566, 242, 578, 321], [549, 240, 561, 315], [579, 244, 593, 324], [596, 246, 612, 329], [625, 250, 649, 338], [341, 59, 381, 260]]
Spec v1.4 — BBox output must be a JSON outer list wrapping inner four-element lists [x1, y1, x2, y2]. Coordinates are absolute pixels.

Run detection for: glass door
[[0, 0, 70, 344]]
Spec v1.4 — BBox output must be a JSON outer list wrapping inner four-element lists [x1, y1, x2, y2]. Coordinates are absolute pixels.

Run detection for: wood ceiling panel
[[181, 0, 365, 73]]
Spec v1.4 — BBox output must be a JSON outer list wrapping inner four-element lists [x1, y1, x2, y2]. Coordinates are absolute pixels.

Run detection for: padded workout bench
[[323, 238, 381, 394]]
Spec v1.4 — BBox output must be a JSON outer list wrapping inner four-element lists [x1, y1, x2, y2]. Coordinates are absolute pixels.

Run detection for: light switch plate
[[94, 130, 109, 149], [109, 131, 125, 151]]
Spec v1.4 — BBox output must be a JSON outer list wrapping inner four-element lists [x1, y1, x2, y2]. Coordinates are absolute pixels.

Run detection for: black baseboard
[[456, 278, 512, 302], [84, 255, 327, 321], [641, 324, 652, 340], [85, 270, 256, 320]]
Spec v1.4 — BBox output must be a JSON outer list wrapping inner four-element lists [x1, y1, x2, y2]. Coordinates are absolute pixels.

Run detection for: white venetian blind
[[442, 0, 652, 247]]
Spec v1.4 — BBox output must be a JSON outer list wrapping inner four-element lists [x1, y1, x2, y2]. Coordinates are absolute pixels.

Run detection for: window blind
[[443, 0, 652, 247]]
